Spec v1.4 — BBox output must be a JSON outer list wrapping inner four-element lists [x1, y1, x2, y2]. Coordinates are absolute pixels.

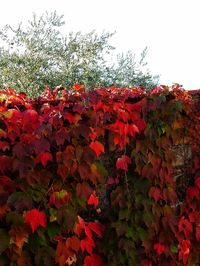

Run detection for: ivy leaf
[[64, 112, 81, 125], [88, 222, 103, 238], [0, 156, 13, 174], [84, 253, 104, 266], [196, 226, 200, 241], [80, 237, 94, 254], [178, 217, 193, 238], [22, 109, 39, 131], [186, 186, 199, 199], [170, 245, 178, 253], [32, 139, 50, 155], [195, 177, 200, 189], [149, 186, 162, 202], [87, 193, 99, 208], [178, 240, 191, 265], [24, 209, 47, 233], [153, 242, 166, 255], [49, 190, 71, 209], [66, 236, 80, 252], [47, 222, 60, 239], [73, 84, 85, 92], [6, 211, 24, 225], [0, 141, 9, 151], [76, 182, 93, 200], [89, 141, 104, 157], [188, 211, 199, 223], [36, 152, 53, 167], [7, 192, 33, 213], [17, 251, 32, 266], [9, 226, 29, 255], [116, 155, 131, 171], [0, 229, 9, 254], [73, 124, 91, 140]]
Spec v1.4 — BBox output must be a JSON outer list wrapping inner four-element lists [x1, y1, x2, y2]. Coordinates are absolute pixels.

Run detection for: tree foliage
[[0, 11, 159, 97]]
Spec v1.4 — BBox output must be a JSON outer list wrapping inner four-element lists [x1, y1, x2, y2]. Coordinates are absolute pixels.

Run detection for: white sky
[[0, 0, 200, 90]]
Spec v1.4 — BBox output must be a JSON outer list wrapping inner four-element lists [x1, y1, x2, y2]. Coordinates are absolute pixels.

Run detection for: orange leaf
[[89, 141, 104, 157], [87, 193, 99, 207], [73, 84, 85, 91]]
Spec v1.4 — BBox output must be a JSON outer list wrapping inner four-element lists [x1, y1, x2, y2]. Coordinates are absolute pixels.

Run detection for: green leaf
[[6, 212, 24, 225], [175, 100, 182, 111], [7, 192, 33, 212], [119, 208, 129, 221], [136, 227, 148, 242], [0, 229, 10, 254], [95, 162, 108, 178], [170, 245, 178, 253], [47, 222, 60, 239], [125, 227, 136, 240], [134, 178, 150, 193]]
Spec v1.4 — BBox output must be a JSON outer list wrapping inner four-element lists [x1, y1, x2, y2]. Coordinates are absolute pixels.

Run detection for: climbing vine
[[0, 84, 199, 265]]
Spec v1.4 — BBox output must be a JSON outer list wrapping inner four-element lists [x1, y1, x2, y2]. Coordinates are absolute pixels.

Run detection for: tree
[[0, 11, 159, 97]]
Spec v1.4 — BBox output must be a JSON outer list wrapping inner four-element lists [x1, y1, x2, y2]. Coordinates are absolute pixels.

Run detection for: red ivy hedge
[[0, 84, 199, 265]]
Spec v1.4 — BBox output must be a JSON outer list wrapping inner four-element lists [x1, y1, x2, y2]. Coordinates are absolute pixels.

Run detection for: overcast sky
[[0, 0, 200, 90]]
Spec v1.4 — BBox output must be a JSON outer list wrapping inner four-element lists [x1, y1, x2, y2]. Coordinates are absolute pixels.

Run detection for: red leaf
[[84, 254, 104, 266], [84, 227, 92, 239], [66, 236, 80, 252], [188, 211, 200, 223], [49, 190, 71, 209], [37, 152, 53, 167], [0, 129, 7, 138], [178, 240, 191, 265], [149, 186, 162, 202], [195, 177, 200, 189], [24, 209, 46, 233], [186, 186, 199, 199], [88, 222, 103, 238], [0, 141, 9, 151], [22, 109, 39, 131], [178, 217, 193, 238], [135, 119, 147, 132], [116, 155, 131, 171], [153, 242, 166, 255], [0, 156, 13, 174], [76, 182, 93, 200], [196, 226, 200, 241], [89, 141, 104, 157], [0, 175, 15, 193], [74, 216, 85, 236], [80, 237, 94, 254], [64, 112, 81, 125], [87, 193, 99, 207], [128, 124, 139, 136]]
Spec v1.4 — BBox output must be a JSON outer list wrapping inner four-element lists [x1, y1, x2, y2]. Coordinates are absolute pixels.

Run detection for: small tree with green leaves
[[0, 11, 159, 97]]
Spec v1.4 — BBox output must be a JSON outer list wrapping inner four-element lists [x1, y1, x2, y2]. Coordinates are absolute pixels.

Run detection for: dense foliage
[[0, 84, 199, 265], [0, 11, 159, 97]]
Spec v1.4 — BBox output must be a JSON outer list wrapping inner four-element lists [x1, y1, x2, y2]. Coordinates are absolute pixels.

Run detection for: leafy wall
[[0, 85, 199, 265]]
